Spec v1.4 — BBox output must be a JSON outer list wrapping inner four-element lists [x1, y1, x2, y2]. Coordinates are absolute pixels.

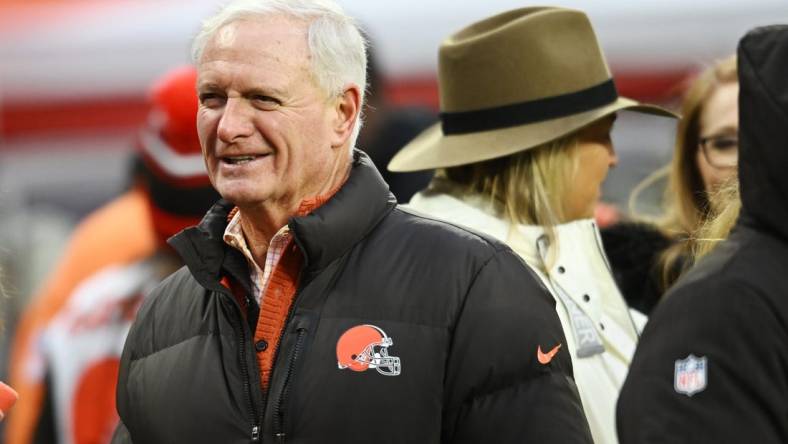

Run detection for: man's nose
[[217, 98, 254, 143]]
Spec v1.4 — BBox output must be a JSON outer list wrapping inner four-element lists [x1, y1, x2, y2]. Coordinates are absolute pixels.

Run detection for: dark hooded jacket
[[111, 152, 592, 443], [617, 25, 788, 443]]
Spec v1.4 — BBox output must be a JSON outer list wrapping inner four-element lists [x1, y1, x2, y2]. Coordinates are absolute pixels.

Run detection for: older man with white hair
[[111, 1, 592, 442]]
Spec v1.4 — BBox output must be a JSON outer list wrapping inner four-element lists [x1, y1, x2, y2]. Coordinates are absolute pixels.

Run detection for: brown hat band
[[440, 78, 618, 135]]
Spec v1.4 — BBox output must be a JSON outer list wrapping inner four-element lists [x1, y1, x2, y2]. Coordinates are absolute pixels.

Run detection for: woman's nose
[[608, 145, 619, 168]]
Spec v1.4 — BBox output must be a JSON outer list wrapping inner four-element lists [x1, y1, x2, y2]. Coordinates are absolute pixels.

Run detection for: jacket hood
[[737, 25, 788, 241]]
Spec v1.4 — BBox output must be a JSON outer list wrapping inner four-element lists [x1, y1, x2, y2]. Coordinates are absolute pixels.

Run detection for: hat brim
[[388, 97, 677, 172]]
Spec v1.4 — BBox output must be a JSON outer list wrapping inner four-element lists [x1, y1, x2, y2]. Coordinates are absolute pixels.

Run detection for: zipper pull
[[275, 432, 286, 443], [251, 426, 260, 442]]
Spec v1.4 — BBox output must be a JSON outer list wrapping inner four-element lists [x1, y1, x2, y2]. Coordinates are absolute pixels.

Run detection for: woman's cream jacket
[[408, 190, 644, 444]]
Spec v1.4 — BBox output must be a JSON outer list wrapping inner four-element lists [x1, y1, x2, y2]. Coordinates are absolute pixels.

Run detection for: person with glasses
[[699, 135, 738, 171], [693, 58, 739, 195], [661, 55, 739, 282], [618, 25, 788, 442], [601, 56, 738, 315]]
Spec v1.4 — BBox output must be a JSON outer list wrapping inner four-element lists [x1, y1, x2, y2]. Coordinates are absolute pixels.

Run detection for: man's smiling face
[[196, 15, 337, 208]]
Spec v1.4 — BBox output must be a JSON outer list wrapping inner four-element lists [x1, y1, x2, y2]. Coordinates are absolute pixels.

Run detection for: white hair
[[192, 0, 368, 151]]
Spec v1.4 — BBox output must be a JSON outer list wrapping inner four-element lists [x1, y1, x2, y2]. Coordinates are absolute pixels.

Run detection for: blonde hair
[[435, 134, 580, 270], [691, 177, 741, 261], [630, 55, 737, 288]]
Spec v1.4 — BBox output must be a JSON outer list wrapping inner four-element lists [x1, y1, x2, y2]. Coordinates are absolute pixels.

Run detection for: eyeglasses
[[699, 134, 738, 168]]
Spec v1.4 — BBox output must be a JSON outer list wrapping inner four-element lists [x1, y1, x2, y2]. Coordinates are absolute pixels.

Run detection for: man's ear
[[330, 84, 361, 149]]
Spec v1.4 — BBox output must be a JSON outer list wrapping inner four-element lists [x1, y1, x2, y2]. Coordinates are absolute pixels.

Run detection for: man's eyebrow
[[243, 86, 287, 97], [196, 82, 222, 91], [196, 82, 287, 97]]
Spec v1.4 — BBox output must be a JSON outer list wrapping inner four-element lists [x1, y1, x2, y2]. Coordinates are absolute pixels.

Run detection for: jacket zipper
[[272, 327, 308, 442], [257, 288, 302, 443], [253, 232, 308, 442], [217, 288, 262, 442], [260, 242, 346, 442], [241, 294, 263, 442]]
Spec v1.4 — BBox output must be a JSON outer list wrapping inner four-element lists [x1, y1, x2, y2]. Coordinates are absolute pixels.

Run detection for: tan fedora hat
[[389, 7, 677, 172]]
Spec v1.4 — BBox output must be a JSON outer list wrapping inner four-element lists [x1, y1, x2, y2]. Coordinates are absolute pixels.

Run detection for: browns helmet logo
[[336, 325, 401, 376]]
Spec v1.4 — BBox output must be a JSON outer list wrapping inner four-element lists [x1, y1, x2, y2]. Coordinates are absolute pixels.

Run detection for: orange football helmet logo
[[336, 325, 401, 376]]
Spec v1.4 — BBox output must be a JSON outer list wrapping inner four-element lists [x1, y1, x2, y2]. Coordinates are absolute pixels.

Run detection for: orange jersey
[[40, 260, 157, 444], [5, 188, 157, 444]]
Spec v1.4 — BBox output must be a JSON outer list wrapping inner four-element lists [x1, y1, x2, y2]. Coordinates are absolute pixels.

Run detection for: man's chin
[[215, 186, 270, 208]]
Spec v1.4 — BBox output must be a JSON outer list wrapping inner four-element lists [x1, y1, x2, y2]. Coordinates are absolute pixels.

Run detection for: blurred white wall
[[2, 0, 786, 101]]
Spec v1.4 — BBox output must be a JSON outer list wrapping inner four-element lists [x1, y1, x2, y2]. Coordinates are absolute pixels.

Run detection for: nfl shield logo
[[674, 354, 708, 396]]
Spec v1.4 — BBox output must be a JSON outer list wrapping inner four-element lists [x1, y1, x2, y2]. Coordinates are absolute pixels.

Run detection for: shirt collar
[[222, 173, 349, 252]]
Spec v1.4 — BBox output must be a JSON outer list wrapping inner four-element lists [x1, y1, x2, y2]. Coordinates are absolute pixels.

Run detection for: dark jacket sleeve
[[600, 222, 676, 315], [617, 279, 787, 443], [114, 278, 165, 444], [442, 248, 592, 443]]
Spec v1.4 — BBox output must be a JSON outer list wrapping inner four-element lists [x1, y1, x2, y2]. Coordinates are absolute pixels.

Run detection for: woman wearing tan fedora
[[389, 7, 676, 444]]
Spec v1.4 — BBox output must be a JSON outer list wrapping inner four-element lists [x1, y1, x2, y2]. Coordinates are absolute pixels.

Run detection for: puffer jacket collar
[[737, 25, 788, 242], [288, 151, 397, 271], [169, 150, 397, 287]]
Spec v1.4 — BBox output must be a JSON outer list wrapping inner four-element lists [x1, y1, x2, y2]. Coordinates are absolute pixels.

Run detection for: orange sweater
[[226, 187, 341, 390]]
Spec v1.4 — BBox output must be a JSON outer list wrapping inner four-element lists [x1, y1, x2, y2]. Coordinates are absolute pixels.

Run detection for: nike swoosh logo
[[537, 344, 562, 365]]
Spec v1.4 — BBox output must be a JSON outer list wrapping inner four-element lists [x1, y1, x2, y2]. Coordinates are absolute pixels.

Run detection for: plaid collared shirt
[[223, 211, 291, 305]]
